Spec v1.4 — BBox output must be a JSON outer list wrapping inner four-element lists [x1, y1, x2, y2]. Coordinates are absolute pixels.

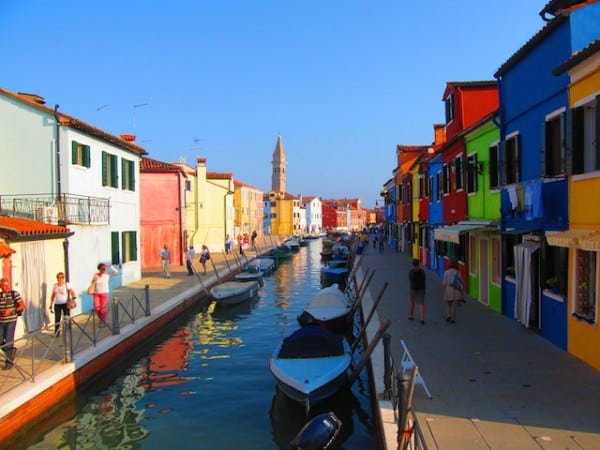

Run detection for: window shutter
[[102, 151, 107, 186], [541, 122, 547, 177], [130, 231, 137, 261], [129, 160, 135, 190], [84, 145, 91, 168], [121, 159, 126, 189], [565, 109, 573, 175], [595, 95, 600, 170], [71, 141, 78, 164], [514, 135, 521, 183], [111, 155, 118, 187], [560, 111, 566, 175], [111, 231, 120, 265], [499, 140, 506, 185]]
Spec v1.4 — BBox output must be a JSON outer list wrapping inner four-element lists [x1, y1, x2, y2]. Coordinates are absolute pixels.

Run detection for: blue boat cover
[[278, 326, 345, 359]]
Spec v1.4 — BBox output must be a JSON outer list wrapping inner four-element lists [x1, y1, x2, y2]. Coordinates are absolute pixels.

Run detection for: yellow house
[[551, 41, 600, 369], [268, 191, 298, 236], [234, 180, 264, 238], [174, 158, 234, 253]]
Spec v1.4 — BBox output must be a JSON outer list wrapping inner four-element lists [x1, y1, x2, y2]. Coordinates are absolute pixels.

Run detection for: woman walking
[[442, 260, 463, 324], [49, 272, 77, 336], [408, 258, 426, 324], [89, 263, 118, 326]]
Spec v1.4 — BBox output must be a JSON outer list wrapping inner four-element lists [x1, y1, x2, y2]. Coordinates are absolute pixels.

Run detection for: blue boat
[[269, 326, 352, 412], [321, 267, 349, 284]]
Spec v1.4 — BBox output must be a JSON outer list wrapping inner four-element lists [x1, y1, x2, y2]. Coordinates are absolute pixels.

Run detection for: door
[[479, 238, 489, 305]]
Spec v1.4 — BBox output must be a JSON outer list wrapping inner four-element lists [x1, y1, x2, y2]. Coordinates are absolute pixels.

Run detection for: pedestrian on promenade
[[251, 230, 257, 251], [89, 263, 118, 327], [238, 234, 245, 256], [378, 231, 384, 253], [442, 260, 463, 324], [49, 272, 77, 336], [0, 277, 26, 370], [199, 245, 211, 275], [185, 245, 195, 276], [160, 244, 171, 278], [408, 258, 426, 324], [225, 234, 233, 254]]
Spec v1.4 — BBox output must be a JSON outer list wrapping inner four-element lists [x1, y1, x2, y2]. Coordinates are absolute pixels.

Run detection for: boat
[[255, 257, 276, 274], [269, 326, 352, 411], [234, 270, 264, 286], [210, 280, 259, 305], [327, 260, 347, 269], [321, 267, 349, 285], [272, 245, 294, 259], [298, 284, 353, 333], [284, 239, 301, 252]]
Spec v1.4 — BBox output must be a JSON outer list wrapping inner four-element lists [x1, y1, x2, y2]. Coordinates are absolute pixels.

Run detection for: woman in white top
[[49, 272, 77, 336], [90, 263, 118, 326]]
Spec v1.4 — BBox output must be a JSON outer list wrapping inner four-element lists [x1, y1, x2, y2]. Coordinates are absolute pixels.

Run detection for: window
[[544, 245, 568, 296], [185, 180, 192, 191], [445, 93, 454, 124], [489, 143, 500, 189], [122, 231, 138, 263], [428, 176, 433, 203], [111, 232, 120, 265], [442, 163, 451, 194], [121, 158, 135, 191], [454, 154, 464, 190], [71, 141, 91, 167], [503, 235, 520, 278], [572, 96, 600, 175], [271, 201, 277, 207], [466, 154, 478, 194], [543, 110, 566, 177], [503, 134, 520, 185], [436, 172, 443, 201], [102, 151, 118, 188], [574, 250, 597, 323], [491, 237, 501, 284]]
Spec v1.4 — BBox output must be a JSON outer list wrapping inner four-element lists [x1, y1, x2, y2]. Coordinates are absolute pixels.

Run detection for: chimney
[[17, 92, 46, 105], [120, 134, 136, 143]]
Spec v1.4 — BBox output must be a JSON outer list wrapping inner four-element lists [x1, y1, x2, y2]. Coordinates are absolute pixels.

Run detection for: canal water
[[25, 240, 378, 450]]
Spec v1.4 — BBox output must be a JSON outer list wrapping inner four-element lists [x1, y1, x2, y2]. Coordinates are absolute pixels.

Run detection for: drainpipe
[[53, 104, 62, 198]]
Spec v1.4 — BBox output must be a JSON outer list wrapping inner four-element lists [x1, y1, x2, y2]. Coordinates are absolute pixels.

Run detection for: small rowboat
[[210, 280, 259, 305]]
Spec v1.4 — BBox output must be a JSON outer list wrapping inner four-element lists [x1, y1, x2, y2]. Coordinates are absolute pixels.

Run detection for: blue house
[[494, 1, 600, 349]]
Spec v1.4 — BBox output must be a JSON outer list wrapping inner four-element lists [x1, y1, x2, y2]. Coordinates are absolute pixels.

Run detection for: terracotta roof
[[207, 171, 233, 180], [554, 38, 600, 74], [234, 180, 262, 191], [0, 216, 73, 240], [0, 243, 16, 257], [0, 87, 147, 156], [140, 157, 186, 175]]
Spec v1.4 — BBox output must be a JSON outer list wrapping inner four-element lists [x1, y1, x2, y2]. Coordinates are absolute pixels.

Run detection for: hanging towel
[[508, 187, 519, 211]]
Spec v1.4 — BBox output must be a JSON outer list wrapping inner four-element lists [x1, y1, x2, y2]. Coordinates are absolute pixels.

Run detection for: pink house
[[140, 157, 187, 269]]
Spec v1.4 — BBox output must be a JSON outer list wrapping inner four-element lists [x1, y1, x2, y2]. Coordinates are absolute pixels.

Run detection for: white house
[[0, 88, 147, 313], [300, 196, 323, 235]]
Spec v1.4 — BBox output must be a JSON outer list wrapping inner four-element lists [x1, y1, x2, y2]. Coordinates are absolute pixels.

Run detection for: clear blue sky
[[1, 1, 546, 208]]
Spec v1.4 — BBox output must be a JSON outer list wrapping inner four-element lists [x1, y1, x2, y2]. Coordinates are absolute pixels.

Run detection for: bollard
[[63, 317, 73, 363], [112, 297, 120, 335], [382, 333, 392, 400], [144, 284, 151, 316]]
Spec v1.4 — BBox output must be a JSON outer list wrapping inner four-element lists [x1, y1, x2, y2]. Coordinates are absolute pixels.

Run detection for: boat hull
[[210, 280, 259, 305]]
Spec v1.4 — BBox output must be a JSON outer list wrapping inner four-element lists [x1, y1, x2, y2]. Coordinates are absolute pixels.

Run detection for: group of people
[[408, 259, 464, 325], [183, 244, 211, 276]]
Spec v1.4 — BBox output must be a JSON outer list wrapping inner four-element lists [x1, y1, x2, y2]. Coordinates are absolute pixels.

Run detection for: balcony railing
[[0, 193, 110, 225]]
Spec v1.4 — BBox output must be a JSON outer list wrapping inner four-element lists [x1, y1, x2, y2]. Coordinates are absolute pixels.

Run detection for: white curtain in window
[[514, 242, 539, 327], [21, 242, 48, 332]]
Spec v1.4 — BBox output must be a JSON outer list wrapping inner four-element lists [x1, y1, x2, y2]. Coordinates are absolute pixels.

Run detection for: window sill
[[504, 275, 516, 283], [542, 289, 564, 302], [573, 312, 595, 325]]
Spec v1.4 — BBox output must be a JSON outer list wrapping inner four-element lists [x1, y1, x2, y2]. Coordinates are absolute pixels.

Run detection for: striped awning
[[434, 222, 492, 244], [546, 230, 600, 249]]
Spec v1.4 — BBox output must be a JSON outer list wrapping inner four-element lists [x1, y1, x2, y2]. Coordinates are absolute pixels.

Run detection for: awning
[[546, 229, 600, 248], [434, 222, 492, 244]]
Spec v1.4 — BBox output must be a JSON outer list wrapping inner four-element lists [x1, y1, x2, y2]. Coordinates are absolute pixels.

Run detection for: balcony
[[0, 193, 110, 225]]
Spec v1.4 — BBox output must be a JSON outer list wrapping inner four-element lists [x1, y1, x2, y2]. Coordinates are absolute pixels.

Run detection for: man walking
[[185, 245, 195, 276], [160, 244, 171, 278], [0, 278, 26, 370]]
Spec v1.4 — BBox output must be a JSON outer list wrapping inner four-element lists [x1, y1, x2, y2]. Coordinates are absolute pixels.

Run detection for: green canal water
[[25, 240, 378, 449]]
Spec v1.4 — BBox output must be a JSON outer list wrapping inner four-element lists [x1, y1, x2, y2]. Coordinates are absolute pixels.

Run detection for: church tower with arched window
[[271, 135, 287, 193]]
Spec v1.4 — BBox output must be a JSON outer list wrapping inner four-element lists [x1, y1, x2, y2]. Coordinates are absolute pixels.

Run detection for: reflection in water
[[25, 240, 376, 450]]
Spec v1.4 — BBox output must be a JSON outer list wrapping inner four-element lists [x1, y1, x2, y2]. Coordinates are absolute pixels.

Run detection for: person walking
[[185, 245, 196, 276], [199, 245, 211, 275], [238, 234, 245, 256], [160, 244, 171, 278], [408, 258, 426, 324], [89, 263, 118, 326], [442, 260, 463, 324], [49, 272, 77, 336], [224, 234, 233, 254], [251, 230, 258, 251], [0, 278, 26, 370]]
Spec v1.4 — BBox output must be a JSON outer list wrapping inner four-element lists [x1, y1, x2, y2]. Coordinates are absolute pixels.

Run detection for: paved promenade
[[359, 245, 600, 449]]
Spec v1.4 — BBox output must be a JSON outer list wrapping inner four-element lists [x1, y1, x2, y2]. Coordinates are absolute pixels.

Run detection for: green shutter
[[130, 231, 137, 261], [84, 145, 91, 168], [121, 159, 126, 189], [71, 141, 77, 164], [111, 232, 120, 265], [111, 155, 118, 187], [102, 151, 107, 186], [129, 160, 135, 191]]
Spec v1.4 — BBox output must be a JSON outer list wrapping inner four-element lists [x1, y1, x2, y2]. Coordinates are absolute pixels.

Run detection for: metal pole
[[112, 297, 120, 335], [144, 284, 151, 316], [63, 317, 73, 363], [383, 332, 392, 400], [397, 373, 410, 450]]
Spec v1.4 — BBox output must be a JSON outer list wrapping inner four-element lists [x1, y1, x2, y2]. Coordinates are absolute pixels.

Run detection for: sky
[[1, 1, 548, 208]]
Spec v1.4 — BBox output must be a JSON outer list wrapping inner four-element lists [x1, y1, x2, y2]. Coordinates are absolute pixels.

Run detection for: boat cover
[[278, 327, 345, 359]]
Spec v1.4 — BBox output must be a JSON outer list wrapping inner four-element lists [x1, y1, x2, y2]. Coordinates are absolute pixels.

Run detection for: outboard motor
[[296, 310, 316, 327], [289, 412, 342, 450]]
